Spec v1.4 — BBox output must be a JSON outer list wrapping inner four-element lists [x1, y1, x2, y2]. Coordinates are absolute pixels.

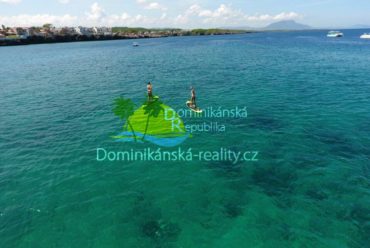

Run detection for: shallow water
[[1, 30, 370, 247]]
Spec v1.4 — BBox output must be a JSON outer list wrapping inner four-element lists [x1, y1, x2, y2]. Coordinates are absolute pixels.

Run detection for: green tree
[[113, 97, 137, 141], [43, 23, 53, 30]]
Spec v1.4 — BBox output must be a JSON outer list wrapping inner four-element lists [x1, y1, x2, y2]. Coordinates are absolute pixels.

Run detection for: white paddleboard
[[186, 101, 202, 113]]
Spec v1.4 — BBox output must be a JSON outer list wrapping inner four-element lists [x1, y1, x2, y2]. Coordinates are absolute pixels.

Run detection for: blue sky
[[1, 0, 370, 28]]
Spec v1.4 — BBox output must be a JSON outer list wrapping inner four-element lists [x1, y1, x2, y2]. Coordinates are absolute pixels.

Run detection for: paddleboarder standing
[[147, 82, 153, 101], [190, 86, 196, 108]]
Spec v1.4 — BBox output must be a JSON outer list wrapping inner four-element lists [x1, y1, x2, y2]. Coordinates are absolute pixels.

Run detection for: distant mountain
[[263, 20, 311, 30]]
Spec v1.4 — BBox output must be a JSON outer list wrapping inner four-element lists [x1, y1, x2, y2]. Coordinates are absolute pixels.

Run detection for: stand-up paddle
[[148, 95, 159, 103]]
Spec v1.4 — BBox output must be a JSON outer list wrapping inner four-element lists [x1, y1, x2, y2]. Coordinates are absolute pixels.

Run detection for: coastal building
[[92, 27, 112, 36], [6, 29, 16, 36], [20, 27, 37, 37], [14, 27, 29, 39], [47, 27, 75, 36], [57, 27, 77, 36], [35, 30, 49, 37], [18, 27, 49, 37], [74, 26, 93, 36], [50, 27, 62, 35]]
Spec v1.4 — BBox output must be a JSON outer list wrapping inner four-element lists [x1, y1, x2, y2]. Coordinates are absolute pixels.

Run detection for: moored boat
[[327, 31, 343, 38]]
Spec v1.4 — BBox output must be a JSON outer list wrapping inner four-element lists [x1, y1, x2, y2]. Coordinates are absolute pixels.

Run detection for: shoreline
[[0, 31, 254, 47]]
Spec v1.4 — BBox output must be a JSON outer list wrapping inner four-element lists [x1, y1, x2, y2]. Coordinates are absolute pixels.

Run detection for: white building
[[92, 27, 112, 36], [74, 26, 93, 36]]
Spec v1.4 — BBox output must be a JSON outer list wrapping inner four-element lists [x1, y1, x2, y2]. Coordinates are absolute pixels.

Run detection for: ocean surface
[[1, 29, 370, 248]]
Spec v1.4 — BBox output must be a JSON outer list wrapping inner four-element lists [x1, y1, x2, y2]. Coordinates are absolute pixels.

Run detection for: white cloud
[[175, 4, 301, 27], [274, 12, 300, 20], [0, 2, 161, 27], [0, 12, 160, 28], [246, 12, 300, 22], [0, 2, 302, 28], [83, 2, 160, 27], [175, 4, 243, 26], [187, 4, 201, 15], [146, 3, 161, 10], [160, 13, 167, 20], [174, 4, 201, 25], [86, 2, 106, 21], [136, 0, 167, 11], [201, 4, 244, 24], [0, 14, 77, 26], [58, 0, 70, 4], [105, 13, 157, 26], [100, 12, 131, 26], [0, 0, 21, 4]]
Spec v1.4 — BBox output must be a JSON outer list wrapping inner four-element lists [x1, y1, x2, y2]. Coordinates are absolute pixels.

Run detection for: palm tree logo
[[113, 97, 137, 141], [112, 96, 188, 147], [142, 100, 164, 141]]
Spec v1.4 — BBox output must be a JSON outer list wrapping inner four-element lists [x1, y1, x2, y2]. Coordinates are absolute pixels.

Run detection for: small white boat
[[132, 42, 139, 47], [327, 31, 343, 38], [360, 33, 370, 39]]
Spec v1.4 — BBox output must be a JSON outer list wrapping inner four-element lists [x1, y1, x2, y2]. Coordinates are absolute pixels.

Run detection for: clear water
[[1, 30, 370, 248]]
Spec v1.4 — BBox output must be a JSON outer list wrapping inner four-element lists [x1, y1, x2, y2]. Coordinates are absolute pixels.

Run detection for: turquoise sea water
[[1, 30, 370, 247]]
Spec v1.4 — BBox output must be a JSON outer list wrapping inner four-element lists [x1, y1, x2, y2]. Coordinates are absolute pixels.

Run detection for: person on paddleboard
[[147, 82, 153, 101], [190, 86, 196, 108]]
